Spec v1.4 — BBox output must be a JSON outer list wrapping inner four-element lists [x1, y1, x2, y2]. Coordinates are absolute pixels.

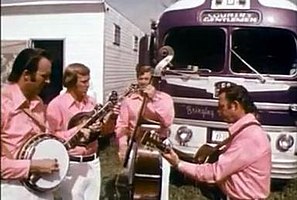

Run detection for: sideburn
[[29, 73, 37, 82]]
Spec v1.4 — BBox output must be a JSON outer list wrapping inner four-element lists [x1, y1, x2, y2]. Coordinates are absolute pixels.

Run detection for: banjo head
[[20, 135, 69, 192]]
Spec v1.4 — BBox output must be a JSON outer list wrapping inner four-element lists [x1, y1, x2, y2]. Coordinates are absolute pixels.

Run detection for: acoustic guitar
[[140, 130, 221, 164], [141, 121, 261, 164]]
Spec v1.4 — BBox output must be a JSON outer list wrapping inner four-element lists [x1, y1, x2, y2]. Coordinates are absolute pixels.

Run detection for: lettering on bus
[[200, 11, 260, 24], [185, 105, 215, 119]]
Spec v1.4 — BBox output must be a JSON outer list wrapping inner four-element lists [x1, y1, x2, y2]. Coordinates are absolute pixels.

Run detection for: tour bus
[[140, 0, 297, 180]]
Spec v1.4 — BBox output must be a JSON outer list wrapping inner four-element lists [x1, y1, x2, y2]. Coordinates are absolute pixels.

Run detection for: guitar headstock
[[128, 83, 139, 93], [108, 91, 118, 105], [124, 83, 139, 97], [140, 130, 169, 153]]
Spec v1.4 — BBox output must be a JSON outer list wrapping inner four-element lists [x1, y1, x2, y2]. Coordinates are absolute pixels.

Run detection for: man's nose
[[45, 78, 50, 84]]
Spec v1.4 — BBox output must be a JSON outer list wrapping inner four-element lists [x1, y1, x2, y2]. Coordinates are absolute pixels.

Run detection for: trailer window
[[231, 28, 297, 76], [113, 24, 121, 46], [164, 27, 225, 72]]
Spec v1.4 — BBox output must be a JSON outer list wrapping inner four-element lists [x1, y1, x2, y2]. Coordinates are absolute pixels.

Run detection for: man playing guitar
[[162, 84, 271, 200]]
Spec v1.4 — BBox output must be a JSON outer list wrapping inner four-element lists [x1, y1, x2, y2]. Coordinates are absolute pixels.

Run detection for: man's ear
[[22, 69, 30, 81], [231, 101, 239, 111], [22, 70, 36, 82]]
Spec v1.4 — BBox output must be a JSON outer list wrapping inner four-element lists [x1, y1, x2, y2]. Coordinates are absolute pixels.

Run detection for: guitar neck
[[153, 141, 168, 153], [141, 132, 199, 163], [152, 143, 197, 163]]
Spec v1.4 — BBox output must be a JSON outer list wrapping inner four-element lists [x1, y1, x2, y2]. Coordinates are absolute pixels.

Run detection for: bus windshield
[[164, 27, 225, 72], [231, 27, 297, 76]]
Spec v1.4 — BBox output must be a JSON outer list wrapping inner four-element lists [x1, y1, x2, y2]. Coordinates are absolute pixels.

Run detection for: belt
[[69, 153, 98, 162]]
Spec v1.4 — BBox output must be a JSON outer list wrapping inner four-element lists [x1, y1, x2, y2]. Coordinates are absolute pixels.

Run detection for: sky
[[1, 0, 296, 33], [107, 0, 171, 32], [1, 0, 172, 33]]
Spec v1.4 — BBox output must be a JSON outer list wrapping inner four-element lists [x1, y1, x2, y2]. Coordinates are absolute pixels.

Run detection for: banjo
[[17, 134, 69, 193]]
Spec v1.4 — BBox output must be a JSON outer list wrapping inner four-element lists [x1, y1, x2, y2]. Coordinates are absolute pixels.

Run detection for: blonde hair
[[135, 64, 152, 78], [63, 63, 90, 88]]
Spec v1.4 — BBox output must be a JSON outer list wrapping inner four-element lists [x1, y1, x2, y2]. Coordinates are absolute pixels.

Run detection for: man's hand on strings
[[161, 149, 180, 168], [30, 158, 59, 174], [112, 102, 121, 116], [143, 84, 156, 99], [88, 119, 103, 132]]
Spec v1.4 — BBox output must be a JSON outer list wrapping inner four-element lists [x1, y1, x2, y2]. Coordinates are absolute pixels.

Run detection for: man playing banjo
[[1, 48, 58, 200]]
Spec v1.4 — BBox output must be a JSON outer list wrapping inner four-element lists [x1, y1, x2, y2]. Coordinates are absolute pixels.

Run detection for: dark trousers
[[199, 184, 226, 200]]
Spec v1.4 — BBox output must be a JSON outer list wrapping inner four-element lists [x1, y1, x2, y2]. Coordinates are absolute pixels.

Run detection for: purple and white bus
[[141, 0, 297, 180]]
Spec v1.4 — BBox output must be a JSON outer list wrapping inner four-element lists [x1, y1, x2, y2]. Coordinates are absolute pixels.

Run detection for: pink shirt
[[115, 91, 174, 151], [178, 113, 271, 199], [1, 84, 45, 180], [46, 92, 97, 156]]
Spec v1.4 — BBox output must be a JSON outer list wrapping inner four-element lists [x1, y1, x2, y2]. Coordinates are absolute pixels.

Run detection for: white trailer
[[1, 0, 144, 104]]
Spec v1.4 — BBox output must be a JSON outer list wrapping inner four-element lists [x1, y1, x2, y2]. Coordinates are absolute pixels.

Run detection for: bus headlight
[[175, 126, 193, 146], [289, 104, 297, 112], [276, 134, 294, 152]]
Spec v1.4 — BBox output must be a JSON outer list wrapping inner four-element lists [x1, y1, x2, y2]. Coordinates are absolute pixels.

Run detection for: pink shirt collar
[[129, 92, 143, 100], [63, 92, 90, 109], [228, 113, 258, 135], [2, 83, 41, 110]]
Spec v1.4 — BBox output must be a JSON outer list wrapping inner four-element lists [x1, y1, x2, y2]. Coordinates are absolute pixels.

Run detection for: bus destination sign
[[200, 11, 261, 24]]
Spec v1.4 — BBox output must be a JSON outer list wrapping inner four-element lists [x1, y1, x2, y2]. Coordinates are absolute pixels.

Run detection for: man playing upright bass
[[115, 64, 175, 200]]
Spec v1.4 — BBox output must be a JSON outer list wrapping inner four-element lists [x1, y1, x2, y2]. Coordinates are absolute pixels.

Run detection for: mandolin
[[65, 91, 118, 148], [66, 84, 139, 147], [67, 84, 138, 130]]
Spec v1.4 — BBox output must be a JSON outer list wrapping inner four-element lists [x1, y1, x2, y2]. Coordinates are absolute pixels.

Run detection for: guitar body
[[194, 144, 221, 164]]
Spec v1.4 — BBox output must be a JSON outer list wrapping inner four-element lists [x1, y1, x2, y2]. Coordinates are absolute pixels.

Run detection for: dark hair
[[135, 64, 152, 78], [8, 48, 52, 82], [63, 63, 90, 88], [218, 84, 258, 114]]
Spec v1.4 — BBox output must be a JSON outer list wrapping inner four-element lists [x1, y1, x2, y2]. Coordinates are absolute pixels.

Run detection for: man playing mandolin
[[162, 84, 271, 200], [46, 63, 117, 200], [115, 64, 175, 200], [1, 48, 58, 200]]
